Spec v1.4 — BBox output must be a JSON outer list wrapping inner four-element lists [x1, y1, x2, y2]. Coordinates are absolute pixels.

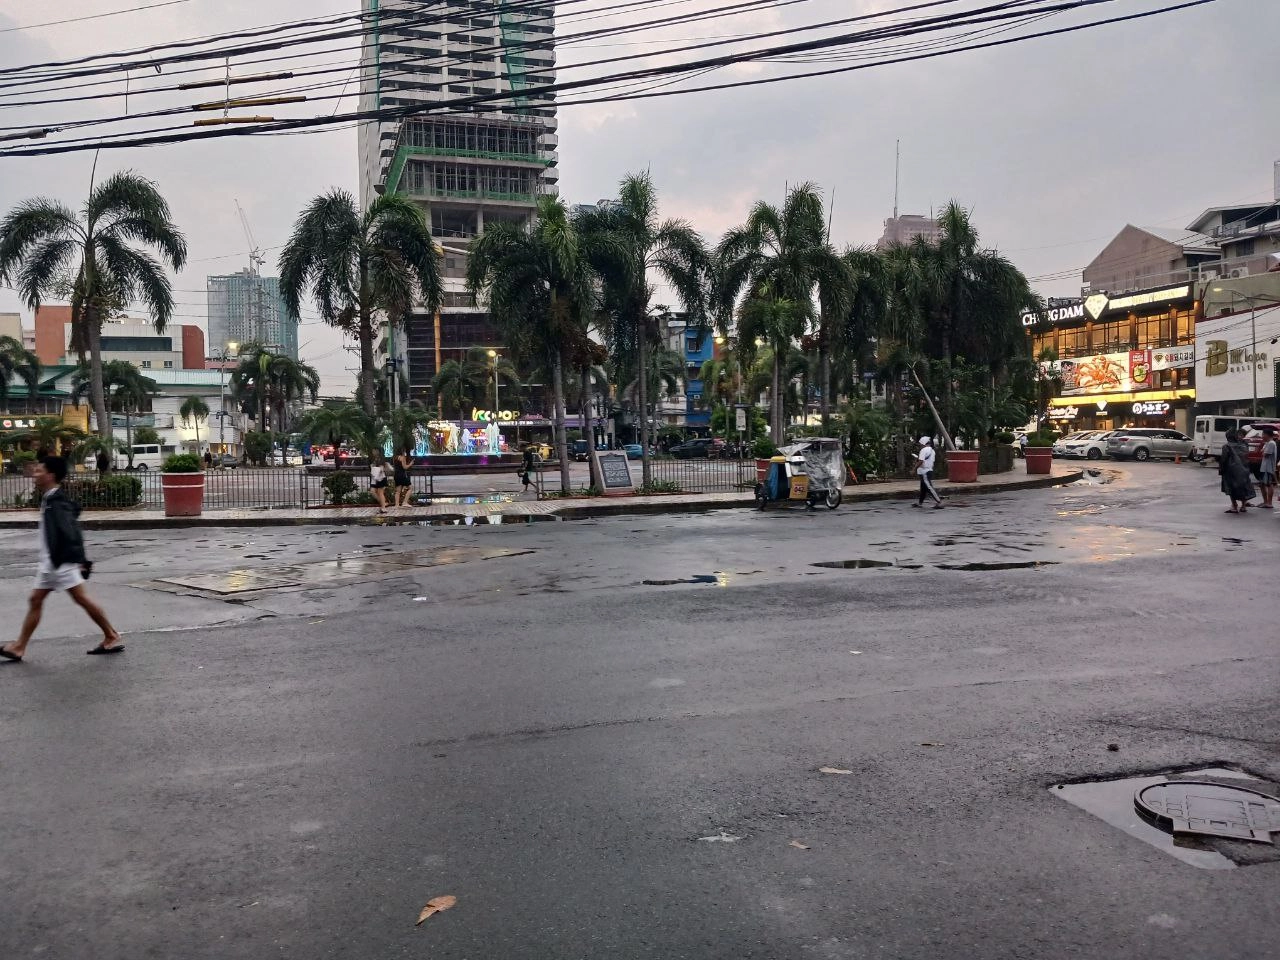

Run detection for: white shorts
[[34, 563, 84, 592]]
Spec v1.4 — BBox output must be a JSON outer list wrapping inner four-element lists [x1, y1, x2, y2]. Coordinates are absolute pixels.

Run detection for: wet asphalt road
[[1, 460, 1279, 959]]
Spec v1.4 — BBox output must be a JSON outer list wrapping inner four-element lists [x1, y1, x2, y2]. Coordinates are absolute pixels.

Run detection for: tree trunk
[[125, 411, 134, 469], [637, 318, 651, 486], [819, 344, 832, 429], [87, 312, 111, 463], [358, 303, 376, 417], [771, 346, 782, 445], [551, 349, 571, 494]]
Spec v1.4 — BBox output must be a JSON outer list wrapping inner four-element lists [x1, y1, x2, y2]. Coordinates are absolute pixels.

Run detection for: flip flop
[[0, 648, 22, 663], [86, 643, 125, 656]]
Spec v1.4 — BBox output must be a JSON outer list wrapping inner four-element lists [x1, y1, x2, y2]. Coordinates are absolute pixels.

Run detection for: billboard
[[1195, 305, 1280, 405], [1059, 351, 1152, 396]]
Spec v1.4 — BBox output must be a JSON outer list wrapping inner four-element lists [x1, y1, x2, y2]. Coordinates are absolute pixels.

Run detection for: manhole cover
[[1135, 781, 1280, 844]]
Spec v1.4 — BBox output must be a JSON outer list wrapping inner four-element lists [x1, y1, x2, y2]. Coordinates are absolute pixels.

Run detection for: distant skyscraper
[[876, 214, 942, 250], [206, 269, 299, 359], [359, 0, 559, 402]]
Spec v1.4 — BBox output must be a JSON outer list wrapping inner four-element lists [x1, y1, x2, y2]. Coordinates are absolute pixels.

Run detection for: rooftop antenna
[[893, 139, 900, 220]]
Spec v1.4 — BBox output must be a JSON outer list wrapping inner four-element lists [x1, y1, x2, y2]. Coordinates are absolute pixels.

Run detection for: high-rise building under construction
[[359, 1, 559, 404]]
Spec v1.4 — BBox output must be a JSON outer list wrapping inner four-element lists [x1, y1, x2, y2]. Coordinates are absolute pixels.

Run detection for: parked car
[[215, 453, 241, 469], [116, 443, 177, 471], [1054, 430, 1116, 460], [624, 443, 643, 460], [1051, 431, 1096, 458], [571, 439, 591, 462], [1194, 415, 1267, 461], [1240, 422, 1280, 469], [1105, 428, 1194, 462], [268, 451, 304, 466], [670, 438, 716, 459]]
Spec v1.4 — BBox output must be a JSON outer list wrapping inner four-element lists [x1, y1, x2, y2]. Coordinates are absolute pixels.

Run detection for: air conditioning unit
[[1200, 270, 1220, 281], [1229, 267, 1250, 279]]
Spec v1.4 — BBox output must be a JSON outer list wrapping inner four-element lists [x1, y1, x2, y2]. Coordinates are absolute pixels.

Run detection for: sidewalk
[[0, 464, 1084, 530]]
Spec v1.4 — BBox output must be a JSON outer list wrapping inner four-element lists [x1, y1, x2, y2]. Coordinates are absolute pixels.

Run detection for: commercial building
[[1082, 225, 1220, 296], [358, 0, 558, 406], [33, 306, 206, 371], [206, 269, 299, 359], [1193, 272, 1280, 419], [1029, 283, 1198, 434], [876, 214, 941, 250]]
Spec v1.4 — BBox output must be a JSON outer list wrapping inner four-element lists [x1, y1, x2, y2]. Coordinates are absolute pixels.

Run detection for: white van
[[118, 443, 178, 471], [1193, 415, 1262, 460]]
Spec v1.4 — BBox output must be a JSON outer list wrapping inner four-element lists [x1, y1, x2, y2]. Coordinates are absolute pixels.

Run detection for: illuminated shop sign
[[1048, 406, 1079, 419], [1151, 347, 1194, 370], [471, 408, 522, 423], [1131, 401, 1171, 416], [1060, 351, 1152, 396], [1020, 301, 1085, 327], [1104, 285, 1191, 312], [0, 417, 37, 430]]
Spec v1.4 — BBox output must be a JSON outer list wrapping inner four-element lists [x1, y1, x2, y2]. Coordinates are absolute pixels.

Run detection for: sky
[[0, 0, 1277, 395]]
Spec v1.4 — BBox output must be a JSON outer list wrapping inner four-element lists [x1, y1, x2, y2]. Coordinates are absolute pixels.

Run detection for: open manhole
[[1052, 767, 1280, 870]]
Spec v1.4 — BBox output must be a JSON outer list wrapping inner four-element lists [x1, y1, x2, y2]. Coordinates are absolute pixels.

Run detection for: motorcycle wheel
[[825, 489, 842, 509]]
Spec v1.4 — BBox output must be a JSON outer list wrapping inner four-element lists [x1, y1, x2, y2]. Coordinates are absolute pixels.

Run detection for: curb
[[0, 470, 1085, 530]]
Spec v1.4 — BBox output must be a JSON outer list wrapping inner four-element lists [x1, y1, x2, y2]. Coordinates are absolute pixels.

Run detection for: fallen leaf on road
[[416, 895, 457, 926], [819, 767, 853, 775], [789, 840, 810, 850]]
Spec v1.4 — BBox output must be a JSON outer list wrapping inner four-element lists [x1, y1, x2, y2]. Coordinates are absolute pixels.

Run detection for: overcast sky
[[1, 0, 1276, 394]]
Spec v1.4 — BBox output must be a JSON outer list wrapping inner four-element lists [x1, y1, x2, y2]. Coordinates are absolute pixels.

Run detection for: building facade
[[1029, 283, 1198, 434], [1194, 272, 1280, 419], [206, 269, 299, 359], [1082, 225, 1220, 297], [33, 307, 206, 371], [876, 214, 941, 250], [359, 1, 559, 406]]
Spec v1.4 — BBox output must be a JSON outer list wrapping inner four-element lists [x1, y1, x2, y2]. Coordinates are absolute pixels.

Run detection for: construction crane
[[234, 199, 267, 346]]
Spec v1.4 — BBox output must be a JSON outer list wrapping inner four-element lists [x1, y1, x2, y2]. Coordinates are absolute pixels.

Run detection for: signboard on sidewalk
[[735, 407, 747, 431], [590, 450, 635, 497]]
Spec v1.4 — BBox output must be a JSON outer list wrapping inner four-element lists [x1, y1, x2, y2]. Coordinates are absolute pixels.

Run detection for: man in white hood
[[913, 436, 943, 509]]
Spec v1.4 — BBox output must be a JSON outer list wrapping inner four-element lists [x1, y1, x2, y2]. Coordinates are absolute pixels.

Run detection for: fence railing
[[647, 457, 758, 493], [0, 467, 442, 512]]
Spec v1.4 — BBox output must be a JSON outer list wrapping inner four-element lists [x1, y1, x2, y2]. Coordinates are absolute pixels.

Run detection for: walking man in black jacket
[[1, 456, 122, 663]]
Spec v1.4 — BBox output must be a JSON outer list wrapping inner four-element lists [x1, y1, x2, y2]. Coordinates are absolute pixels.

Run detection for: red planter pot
[[1024, 447, 1053, 475], [162, 472, 206, 517], [756, 459, 770, 483], [946, 450, 979, 483]]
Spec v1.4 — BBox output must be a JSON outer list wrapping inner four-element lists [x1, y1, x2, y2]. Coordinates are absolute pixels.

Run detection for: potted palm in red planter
[[161, 452, 206, 517], [1023, 430, 1056, 475]]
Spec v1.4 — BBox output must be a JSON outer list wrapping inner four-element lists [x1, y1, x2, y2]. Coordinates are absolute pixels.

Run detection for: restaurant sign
[[1060, 351, 1152, 396], [1151, 347, 1194, 370], [1020, 300, 1085, 327], [1131, 401, 1171, 416], [0, 417, 38, 430]]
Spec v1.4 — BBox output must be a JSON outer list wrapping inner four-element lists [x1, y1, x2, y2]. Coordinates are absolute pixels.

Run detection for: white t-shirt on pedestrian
[[917, 446, 936, 475]]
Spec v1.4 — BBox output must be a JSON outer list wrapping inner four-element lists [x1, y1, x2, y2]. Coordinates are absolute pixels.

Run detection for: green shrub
[[321, 471, 357, 505], [244, 431, 273, 466], [638, 480, 681, 494], [995, 431, 1016, 444], [162, 453, 203, 473], [63, 474, 144, 509], [1026, 430, 1058, 448], [751, 437, 778, 459]]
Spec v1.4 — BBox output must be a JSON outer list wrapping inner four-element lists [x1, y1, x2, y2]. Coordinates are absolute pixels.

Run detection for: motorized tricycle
[[754, 438, 845, 510]]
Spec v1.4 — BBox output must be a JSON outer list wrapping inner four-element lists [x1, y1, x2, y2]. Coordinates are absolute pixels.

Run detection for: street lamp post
[[487, 349, 499, 414], [208, 341, 239, 455]]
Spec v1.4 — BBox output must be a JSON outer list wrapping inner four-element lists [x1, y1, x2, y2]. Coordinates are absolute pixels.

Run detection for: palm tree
[[0, 335, 41, 409], [180, 396, 210, 453], [575, 173, 708, 484], [10, 416, 85, 455], [77, 433, 127, 471], [295, 403, 373, 472], [716, 184, 850, 442], [266, 355, 320, 435], [467, 195, 606, 493], [0, 171, 187, 442], [229, 343, 274, 431], [431, 354, 487, 442], [71, 360, 155, 468], [279, 189, 442, 417], [734, 291, 812, 442]]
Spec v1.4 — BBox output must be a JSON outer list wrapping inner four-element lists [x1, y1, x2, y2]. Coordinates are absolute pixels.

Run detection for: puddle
[[382, 514, 561, 526], [642, 574, 720, 586], [935, 561, 1058, 571], [812, 559, 895, 569], [1052, 767, 1280, 870]]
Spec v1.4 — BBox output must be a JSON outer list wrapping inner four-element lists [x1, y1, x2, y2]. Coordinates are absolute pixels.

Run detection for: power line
[[0, 0, 194, 35]]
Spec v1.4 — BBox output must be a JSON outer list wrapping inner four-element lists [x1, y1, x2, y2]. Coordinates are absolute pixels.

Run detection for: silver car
[[1105, 428, 1194, 462]]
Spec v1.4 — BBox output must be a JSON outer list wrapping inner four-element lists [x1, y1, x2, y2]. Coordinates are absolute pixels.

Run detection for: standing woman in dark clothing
[[393, 448, 414, 508], [520, 444, 536, 494], [1219, 429, 1256, 513]]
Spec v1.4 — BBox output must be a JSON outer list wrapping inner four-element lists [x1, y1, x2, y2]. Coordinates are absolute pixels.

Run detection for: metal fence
[[647, 457, 758, 493], [0, 467, 442, 512]]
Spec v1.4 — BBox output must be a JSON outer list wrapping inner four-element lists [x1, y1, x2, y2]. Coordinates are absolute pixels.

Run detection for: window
[[1215, 418, 1236, 432], [140, 360, 152, 368]]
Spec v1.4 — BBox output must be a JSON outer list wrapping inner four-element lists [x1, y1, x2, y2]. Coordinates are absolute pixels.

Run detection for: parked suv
[[1105, 428, 1194, 462]]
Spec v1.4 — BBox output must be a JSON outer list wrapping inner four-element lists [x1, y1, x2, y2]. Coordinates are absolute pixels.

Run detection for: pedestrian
[[393, 448, 414, 508], [520, 443, 536, 493], [203, 448, 213, 470], [1258, 426, 1277, 509], [1, 456, 122, 664], [370, 456, 389, 514], [913, 435, 943, 509], [95, 449, 109, 474], [1219, 429, 1255, 514]]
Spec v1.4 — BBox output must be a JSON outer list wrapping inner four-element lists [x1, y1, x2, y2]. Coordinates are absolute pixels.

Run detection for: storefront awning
[[1050, 389, 1194, 408]]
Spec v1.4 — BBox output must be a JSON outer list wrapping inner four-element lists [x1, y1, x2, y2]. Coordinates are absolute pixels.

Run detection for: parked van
[[117, 443, 177, 471], [1193, 415, 1263, 460]]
